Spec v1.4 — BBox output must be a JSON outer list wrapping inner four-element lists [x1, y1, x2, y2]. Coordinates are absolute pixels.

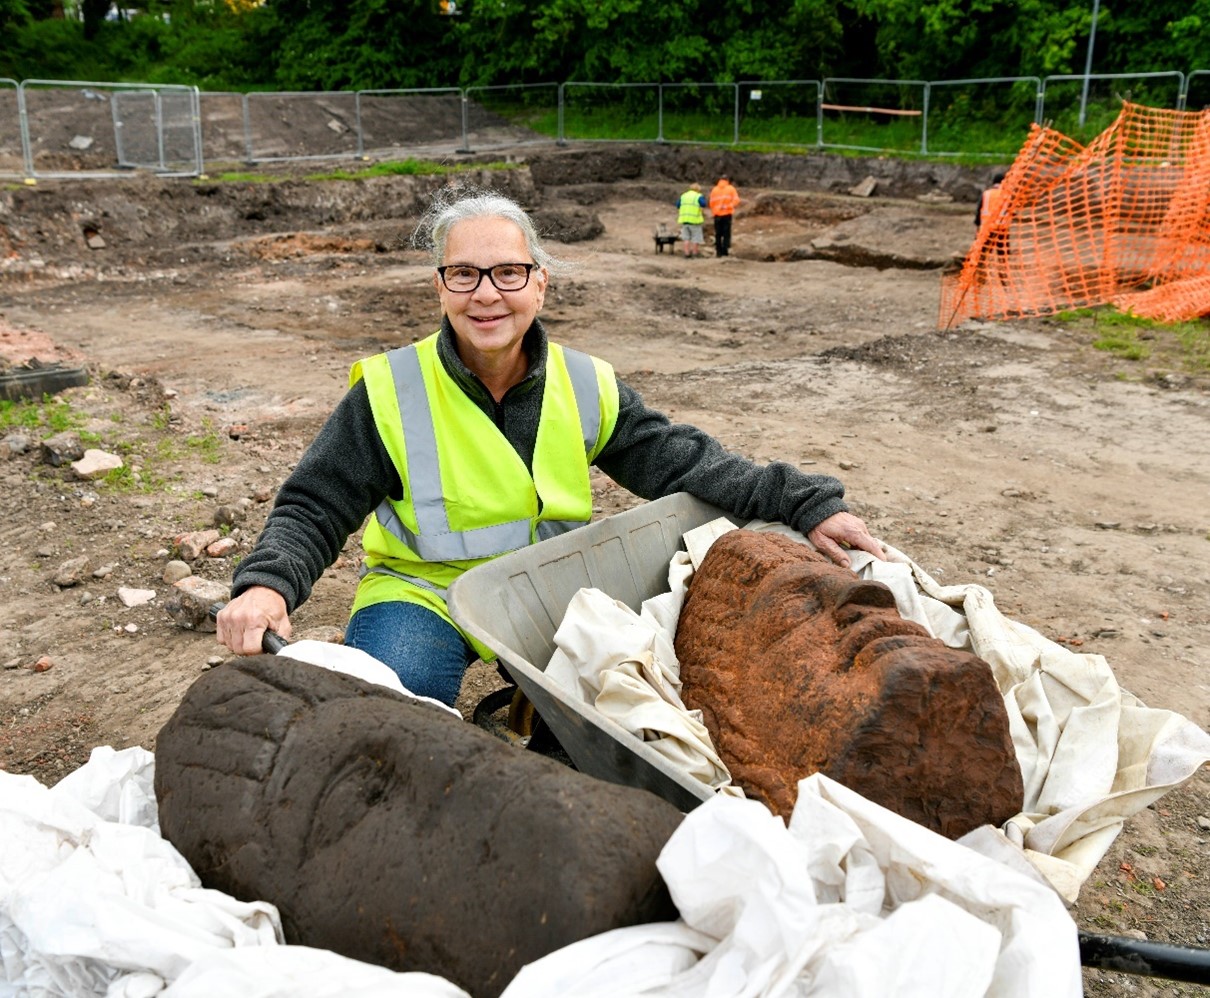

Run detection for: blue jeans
[[344, 601, 478, 707]]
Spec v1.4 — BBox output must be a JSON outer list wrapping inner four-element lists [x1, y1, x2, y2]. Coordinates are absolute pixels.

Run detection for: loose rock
[[40, 431, 84, 467], [71, 449, 123, 480], [117, 586, 156, 608], [162, 560, 192, 584], [175, 529, 221, 560], [52, 555, 91, 587]]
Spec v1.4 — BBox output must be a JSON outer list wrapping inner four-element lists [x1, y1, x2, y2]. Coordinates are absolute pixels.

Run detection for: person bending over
[[217, 188, 884, 705]]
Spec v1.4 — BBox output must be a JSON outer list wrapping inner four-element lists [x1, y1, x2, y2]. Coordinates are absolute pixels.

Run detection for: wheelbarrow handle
[[1079, 931, 1210, 984], [207, 602, 289, 655]]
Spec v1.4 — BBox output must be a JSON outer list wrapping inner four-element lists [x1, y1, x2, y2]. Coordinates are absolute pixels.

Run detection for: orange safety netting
[[940, 102, 1210, 329]]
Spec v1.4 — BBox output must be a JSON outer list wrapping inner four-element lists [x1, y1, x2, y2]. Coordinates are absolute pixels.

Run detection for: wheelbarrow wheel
[[472, 683, 569, 761], [507, 687, 537, 737]]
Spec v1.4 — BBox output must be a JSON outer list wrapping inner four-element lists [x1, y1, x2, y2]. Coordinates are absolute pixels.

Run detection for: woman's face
[[434, 215, 547, 369]]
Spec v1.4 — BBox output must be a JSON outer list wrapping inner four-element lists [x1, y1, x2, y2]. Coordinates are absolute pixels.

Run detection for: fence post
[[191, 86, 204, 176], [657, 84, 665, 143], [921, 82, 931, 155], [354, 90, 365, 158], [456, 89, 472, 154], [241, 91, 254, 165], [554, 82, 563, 145], [110, 92, 127, 167], [16, 82, 33, 177], [155, 90, 166, 170]]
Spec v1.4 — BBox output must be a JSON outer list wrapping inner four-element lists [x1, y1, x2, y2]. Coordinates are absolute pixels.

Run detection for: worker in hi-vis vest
[[708, 175, 740, 257], [217, 191, 885, 706], [677, 183, 708, 258]]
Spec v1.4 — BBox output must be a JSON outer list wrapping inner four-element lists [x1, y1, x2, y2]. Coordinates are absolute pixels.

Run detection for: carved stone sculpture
[[155, 656, 682, 997], [674, 529, 1023, 838]]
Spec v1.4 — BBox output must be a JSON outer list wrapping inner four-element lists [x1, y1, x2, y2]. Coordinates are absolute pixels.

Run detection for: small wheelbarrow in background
[[446, 492, 1210, 986], [653, 222, 680, 253]]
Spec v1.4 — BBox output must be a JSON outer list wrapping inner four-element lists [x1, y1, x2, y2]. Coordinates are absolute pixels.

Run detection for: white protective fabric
[[0, 747, 280, 996], [278, 639, 461, 718], [0, 747, 471, 998], [502, 778, 1081, 997], [546, 518, 1210, 902], [1, 747, 1079, 998]]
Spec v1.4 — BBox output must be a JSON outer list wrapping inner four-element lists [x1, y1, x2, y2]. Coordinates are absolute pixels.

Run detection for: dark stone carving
[[155, 656, 682, 997], [674, 529, 1023, 839]]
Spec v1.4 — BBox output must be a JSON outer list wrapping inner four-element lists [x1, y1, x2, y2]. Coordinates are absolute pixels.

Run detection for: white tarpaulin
[[1, 749, 1080, 998]]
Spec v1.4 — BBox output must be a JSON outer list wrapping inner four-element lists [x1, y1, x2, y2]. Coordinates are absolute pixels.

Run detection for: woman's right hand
[[216, 586, 291, 655]]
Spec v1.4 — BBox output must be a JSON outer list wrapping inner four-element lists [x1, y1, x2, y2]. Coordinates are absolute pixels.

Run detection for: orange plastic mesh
[[940, 102, 1210, 329]]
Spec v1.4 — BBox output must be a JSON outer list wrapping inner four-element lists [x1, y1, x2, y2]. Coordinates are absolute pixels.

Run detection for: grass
[[0, 396, 86, 433], [185, 421, 224, 464], [1054, 306, 1210, 376]]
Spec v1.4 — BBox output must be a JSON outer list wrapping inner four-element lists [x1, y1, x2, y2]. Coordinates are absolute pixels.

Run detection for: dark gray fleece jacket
[[232, 318, 849, 612]]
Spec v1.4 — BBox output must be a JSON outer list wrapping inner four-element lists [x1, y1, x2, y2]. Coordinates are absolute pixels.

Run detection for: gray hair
[[413, 185, 565, 273]]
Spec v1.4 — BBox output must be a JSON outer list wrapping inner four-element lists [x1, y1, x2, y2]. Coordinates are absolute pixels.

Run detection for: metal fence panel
[[736, 81, 821, 149], [244, 90, 360, 163], [1040, 72, 1185, 138], [922, 77, 1042, 157], [659, 83, 738, 145], [0, 80, 20, 178], [820, 78, 928, 154], [1183, 70, 1210, 111], [560, 83, 661, 143], [461, 83, 559, 153], [354, 88, 465, 158], [112, 87, 201, 173], [196, 91, 250, 166], [18, 80, 200, 178]]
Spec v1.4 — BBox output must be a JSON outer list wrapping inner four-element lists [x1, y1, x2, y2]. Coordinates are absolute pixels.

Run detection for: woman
[[217, 188, 883, 705]]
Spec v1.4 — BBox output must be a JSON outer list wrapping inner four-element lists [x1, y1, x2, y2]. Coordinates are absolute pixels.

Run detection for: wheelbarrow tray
[[448, 494, 1210, 985], [446, 492, 741, 812]]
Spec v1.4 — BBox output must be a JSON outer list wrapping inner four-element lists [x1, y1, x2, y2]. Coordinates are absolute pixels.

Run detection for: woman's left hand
[[807, 511, 885, 569]]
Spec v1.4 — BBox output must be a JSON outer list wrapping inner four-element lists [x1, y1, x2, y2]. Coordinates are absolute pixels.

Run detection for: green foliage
[[0, 395, 84, 433], [1057, 306, 1210, 373], [2, 0, 1207, 112], [185, 422, 223, 464], [0, 0, 31, 32]]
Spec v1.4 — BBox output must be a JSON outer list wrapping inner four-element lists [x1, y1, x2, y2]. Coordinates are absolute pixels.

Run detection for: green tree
[[1, 0, 31, 31]]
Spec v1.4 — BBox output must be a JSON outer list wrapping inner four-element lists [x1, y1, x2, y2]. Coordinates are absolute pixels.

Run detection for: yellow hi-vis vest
[[349, 332, 619, 657], [678, 190, 704, 225]]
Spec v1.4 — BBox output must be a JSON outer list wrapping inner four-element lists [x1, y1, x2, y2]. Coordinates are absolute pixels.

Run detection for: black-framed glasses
[[437, 263, 535, 293]]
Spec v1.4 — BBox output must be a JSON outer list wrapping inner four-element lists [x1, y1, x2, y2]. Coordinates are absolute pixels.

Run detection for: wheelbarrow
[[444, 492, 1210, 986]]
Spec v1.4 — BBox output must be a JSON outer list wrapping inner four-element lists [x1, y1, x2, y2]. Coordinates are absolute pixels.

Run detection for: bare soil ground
[[1, 143, 1208, 995]]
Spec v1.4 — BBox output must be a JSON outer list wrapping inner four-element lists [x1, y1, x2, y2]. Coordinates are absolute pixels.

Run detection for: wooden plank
[[817, 102, 919, 116]]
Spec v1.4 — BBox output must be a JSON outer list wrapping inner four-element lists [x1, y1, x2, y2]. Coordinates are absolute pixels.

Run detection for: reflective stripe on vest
[[358, 560, 447, 598], [369, 342, 603, 563], [678, 191, 704, 225]]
